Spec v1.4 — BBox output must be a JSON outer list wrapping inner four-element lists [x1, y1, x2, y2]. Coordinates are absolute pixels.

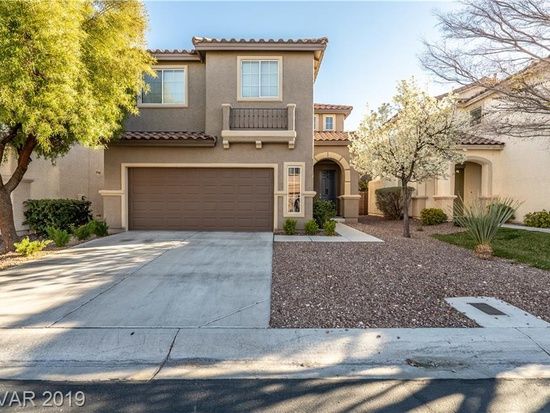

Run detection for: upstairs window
[[141, 68, 186, 105], [324, 115, 335, 131], [470, 107, 482, 125], [240, 59, 280, 99]]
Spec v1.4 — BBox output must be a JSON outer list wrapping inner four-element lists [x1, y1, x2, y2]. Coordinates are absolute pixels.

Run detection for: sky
[[144, 1, 458, 129]]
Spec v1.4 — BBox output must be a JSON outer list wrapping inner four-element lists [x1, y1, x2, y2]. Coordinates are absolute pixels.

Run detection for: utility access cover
[[467, 302, 507, 316], [445, 296, 549, 328]]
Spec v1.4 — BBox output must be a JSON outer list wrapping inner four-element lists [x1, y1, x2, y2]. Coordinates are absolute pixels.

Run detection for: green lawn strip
[[433, 228, 550, 271]]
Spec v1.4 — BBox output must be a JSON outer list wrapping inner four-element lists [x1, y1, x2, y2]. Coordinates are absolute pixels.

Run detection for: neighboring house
[[1, 146, 104, 232], [101, 37, 330, 231], [368, 80, 550, 222], [313, 104, 360, 222]]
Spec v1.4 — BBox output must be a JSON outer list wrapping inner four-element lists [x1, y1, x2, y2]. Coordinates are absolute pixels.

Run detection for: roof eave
[[459, 143, 505, 150]]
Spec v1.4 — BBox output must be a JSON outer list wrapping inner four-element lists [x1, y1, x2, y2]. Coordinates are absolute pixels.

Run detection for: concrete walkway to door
[[0, 231, 273, 329]]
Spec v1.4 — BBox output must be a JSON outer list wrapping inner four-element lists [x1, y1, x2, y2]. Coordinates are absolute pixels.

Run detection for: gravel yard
[[270, 216, 550, 328]]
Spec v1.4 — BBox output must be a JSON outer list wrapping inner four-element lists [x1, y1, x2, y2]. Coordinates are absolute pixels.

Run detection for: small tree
[[0, 0, 154, 251], [350, 79, 465, 237]]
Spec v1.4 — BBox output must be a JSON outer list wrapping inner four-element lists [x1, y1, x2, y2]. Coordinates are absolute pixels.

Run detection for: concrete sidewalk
[[0, 327, 547, 381]]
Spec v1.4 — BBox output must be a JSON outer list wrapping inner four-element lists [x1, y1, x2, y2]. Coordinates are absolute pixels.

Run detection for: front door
[[320, 170, 337, 203]]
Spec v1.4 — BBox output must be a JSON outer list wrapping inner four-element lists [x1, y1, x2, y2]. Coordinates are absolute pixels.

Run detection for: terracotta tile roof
[[192, 37, 328, 46], [148, 49, 197, 55], [119, 131, 217, 143], [459, 134, 504, 146], [314, 131, 351, 142], [314, 103, 353, 112]]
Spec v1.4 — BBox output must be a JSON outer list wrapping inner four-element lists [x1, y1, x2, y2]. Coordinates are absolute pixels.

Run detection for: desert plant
[[304, 219, 320, 235], [313, 199, 336, 228], [524, 210, 550, 228], [283, 218, 297, 235], [420, 208, 448, 226], [453, 197, 520, 259], [324, 219, 337, 236], [46, 227, 71, 247], [23, 199, 93, 235], [488, 202, 516, 222], [375, 187, 415, 220], [14, 237, 51, 256], [72, 223, 93, 240], [88, 219, 109, 237]]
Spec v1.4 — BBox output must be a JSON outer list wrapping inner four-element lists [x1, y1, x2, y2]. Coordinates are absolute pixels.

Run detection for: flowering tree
[[350, 79, 465, 237]]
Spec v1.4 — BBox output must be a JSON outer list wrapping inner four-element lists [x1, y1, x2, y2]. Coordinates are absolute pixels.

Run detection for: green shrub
[[420, 208, 448, 226], [14, 237, 51, 256], [88, 219, 109, 237], [72, 223, 93, 240], [454, 197, 520, 258], [304, 219, 320, 235], [46, 227, 71, 247], [24, 199, 92, 235], [324, 219, 337, 236], [524, 210, 550, 228], [375, 186, 415, 220], [313, 199, 336, 228], [283, 218, 297, 235]]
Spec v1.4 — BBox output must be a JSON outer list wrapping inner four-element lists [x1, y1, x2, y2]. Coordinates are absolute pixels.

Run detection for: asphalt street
[[0, 379, 548, 413]]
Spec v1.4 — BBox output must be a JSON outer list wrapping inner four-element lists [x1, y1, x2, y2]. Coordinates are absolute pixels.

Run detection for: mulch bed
[[270, 216, 550, 328]]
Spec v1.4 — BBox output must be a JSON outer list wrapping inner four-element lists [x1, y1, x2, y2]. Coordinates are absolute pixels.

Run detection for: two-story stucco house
[[368, 78, 550, 222], [101, 37, 351, 232]]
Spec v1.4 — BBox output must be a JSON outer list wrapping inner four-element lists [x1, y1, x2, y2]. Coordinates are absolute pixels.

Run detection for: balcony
[[221, 103, 297, 149]]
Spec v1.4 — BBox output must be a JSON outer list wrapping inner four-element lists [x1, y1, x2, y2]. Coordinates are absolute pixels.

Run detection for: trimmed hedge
[[375, 186, 414, 220], [24, 199, 92, 235], [304, 219, 320, 235], [420, 208, 448, 225], [283, 218, 297, 235], [524, 210, 550, 228], [313, 199, 336, 228]]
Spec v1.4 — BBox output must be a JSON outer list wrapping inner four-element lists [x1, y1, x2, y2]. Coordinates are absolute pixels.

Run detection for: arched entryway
[[454, 157, 492, 206], [314, 159, 342, 213]]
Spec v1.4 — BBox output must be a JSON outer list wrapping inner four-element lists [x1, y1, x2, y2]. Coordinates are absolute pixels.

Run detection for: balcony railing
[[230, 108, 288, 130], [221, 103, 296, 149]]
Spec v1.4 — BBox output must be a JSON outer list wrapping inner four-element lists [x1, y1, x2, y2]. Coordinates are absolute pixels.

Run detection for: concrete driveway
[[0, 231, 273, 328]]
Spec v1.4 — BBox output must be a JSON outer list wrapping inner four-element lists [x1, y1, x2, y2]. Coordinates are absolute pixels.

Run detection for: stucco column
[[433, 162, 456, 212], [480, 162, 493, 199]]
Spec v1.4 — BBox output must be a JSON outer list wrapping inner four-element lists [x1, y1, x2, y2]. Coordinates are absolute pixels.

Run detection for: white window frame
[[283, 162, 305, 217], [237, 56, 283, 101], [139, 65, 188, 108], [323, 115, 335, 131]]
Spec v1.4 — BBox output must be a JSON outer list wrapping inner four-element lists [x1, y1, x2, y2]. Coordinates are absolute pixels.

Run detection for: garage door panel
[[128, 168, 273, 231]]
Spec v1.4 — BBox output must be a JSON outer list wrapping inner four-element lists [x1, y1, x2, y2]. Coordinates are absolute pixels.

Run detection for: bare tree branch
[[421, 0, 550, 139]]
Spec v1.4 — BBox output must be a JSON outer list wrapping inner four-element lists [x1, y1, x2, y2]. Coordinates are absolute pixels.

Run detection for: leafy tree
[[0, 0, 154, 251], [422, 0, 550, 139], [350, 79, 465, 238]]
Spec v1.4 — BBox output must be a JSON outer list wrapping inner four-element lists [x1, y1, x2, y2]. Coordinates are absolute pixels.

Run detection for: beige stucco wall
[[372, 138, 550, 222], [314, 113, 346, 132], [125, 61, 206, 132], [1, 145, 104, 231], [103, 50, 317, 230]]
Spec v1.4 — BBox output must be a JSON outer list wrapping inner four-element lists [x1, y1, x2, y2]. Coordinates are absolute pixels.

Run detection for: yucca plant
[[453, 197, 520, 259]]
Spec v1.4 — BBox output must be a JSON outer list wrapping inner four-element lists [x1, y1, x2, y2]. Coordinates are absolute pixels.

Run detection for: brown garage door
[[128, 167, 273, 231]]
